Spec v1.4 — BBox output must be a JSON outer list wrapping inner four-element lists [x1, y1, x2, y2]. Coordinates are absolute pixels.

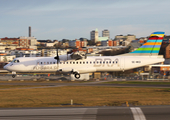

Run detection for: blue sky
[[1, 0, 170, 40]]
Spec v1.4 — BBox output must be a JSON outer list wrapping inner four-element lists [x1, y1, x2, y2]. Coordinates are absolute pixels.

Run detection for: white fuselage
[[4, 55, 164, 74]]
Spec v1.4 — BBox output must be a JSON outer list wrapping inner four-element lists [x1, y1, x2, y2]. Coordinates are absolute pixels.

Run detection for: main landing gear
[[74, 73, 80, 79]]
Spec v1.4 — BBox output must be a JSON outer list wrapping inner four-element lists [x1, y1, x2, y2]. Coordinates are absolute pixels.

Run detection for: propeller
[[54, 48, 59, 63], [54, 44, 60, 70]]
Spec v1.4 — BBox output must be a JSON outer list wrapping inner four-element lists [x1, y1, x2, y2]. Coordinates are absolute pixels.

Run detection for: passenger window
[[41, 62, 43, 64], [50, 62, 52, 64], [70, 62, 72, 64], [86, 62, 88, 64], [53, 62, 55, 64], [76, 62, 78, 64]]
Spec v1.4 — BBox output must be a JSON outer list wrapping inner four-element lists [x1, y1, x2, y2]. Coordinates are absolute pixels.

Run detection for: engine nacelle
[[58, 68, 79, 75], [70, 51, 86, 60], [59, 68, 73, 73]]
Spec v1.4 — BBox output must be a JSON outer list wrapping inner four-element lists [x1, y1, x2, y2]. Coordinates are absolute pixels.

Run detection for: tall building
[[102, 29, 110, 38], [90, 29, 98, 43]]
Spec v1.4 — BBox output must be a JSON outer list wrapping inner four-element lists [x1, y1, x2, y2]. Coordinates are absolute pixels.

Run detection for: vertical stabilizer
[[129, 32, 165, 56]]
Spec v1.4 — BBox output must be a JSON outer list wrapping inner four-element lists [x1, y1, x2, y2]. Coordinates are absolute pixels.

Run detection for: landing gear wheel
[[12, 74, 16, 78], [75, 73, 80, 79]]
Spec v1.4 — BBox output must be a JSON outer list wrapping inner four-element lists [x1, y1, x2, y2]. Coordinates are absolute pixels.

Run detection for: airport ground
[[0, 74, 170, 119], [1, 106, 170, 120]]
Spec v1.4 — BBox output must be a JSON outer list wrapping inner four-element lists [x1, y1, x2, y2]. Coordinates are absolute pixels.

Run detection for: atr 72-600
[[4, 32, 165, 79]]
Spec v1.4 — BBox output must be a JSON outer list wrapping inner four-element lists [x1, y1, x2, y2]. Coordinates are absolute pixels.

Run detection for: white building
[[0, 55, 16, 62], [10, 50, 41, 57], [42, 49, 67, 57], [46, 43, 54, 47]]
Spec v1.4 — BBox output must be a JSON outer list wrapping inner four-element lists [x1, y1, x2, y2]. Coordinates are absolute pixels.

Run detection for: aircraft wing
[[59, 67, 96, 74]]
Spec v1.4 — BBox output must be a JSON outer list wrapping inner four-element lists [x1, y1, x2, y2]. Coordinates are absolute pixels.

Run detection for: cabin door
[[120, 58, 124, 71]]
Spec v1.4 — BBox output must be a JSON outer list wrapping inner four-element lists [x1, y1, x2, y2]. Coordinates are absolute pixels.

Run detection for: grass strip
[[103, 81, 170, 85], [0, 86, 170, 108], [0, 85, 44, 89]]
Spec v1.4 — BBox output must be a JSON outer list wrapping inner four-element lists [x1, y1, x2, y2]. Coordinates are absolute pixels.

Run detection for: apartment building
[[90, 29, 98, 43], [69, 39, 87, 48], [102, 29, 110, 38], [0, 37, 37, 49]]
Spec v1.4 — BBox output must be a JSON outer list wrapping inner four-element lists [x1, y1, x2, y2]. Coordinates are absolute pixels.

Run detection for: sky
[[1, 0, 170, 40]]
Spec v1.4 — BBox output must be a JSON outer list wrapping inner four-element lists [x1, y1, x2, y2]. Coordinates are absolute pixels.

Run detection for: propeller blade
[[54, 45, 60, 64]]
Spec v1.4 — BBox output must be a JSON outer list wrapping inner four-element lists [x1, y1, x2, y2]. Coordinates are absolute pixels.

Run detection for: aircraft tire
[[75, 73, 80, 79], [12, 74, 16, 78]]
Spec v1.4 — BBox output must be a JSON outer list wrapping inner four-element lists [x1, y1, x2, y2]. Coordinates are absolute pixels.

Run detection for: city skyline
[[1, 0, 170, 40]]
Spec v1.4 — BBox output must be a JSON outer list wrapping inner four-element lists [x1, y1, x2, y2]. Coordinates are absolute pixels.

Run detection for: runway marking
[[130, 107, 146, 120]]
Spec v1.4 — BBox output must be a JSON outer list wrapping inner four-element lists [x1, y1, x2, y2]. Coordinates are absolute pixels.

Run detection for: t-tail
[[129, 31, 165, 56]]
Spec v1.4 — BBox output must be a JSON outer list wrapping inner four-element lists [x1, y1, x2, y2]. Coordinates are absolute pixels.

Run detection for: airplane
[[4, 31, 165, 79]]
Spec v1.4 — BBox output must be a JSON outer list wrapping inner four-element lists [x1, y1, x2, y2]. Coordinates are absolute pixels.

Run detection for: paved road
[[0, 106, 170, 120]]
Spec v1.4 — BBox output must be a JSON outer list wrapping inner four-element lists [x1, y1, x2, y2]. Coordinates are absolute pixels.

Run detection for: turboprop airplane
[[4, 32, 165, 79]]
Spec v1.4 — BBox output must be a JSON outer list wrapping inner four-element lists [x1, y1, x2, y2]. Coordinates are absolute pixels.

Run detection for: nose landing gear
[[12, 74, 16, 78], [12, 71, 16, 78]]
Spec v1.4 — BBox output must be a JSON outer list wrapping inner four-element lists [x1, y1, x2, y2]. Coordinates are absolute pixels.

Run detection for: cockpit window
[[12, 59, 20, 63]]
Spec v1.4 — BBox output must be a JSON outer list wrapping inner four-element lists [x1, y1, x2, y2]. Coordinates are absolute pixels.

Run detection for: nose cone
[[3, 64, 7, 70], [3, 63, 11, 71]]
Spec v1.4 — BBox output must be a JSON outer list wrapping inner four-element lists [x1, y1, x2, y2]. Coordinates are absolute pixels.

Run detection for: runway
[[0, 80, 170, 89], [1, 75, 170, 89], [0, 106, 170, 120]]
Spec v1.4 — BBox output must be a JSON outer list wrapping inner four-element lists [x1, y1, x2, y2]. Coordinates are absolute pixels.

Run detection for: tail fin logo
[[129, 31, 165, 56]]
